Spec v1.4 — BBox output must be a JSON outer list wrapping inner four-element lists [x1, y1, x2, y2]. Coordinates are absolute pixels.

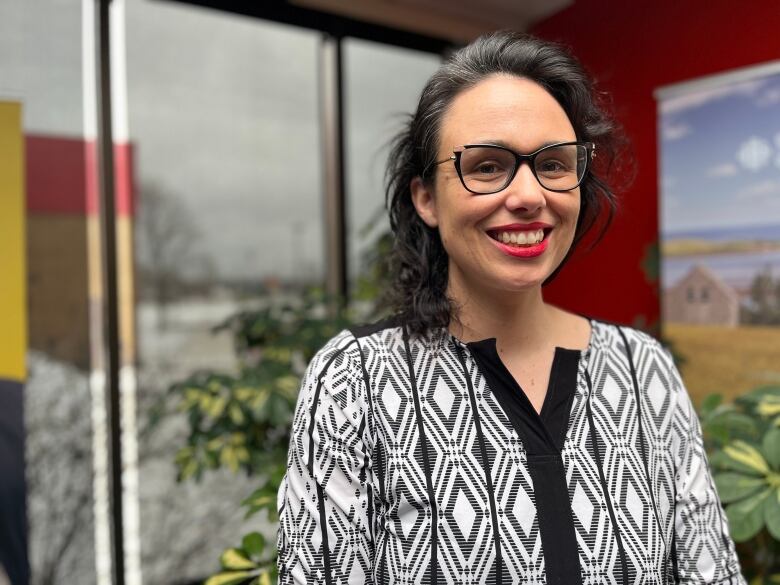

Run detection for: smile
[[489, 228, 545, 246], [485, 224, 553, 258]]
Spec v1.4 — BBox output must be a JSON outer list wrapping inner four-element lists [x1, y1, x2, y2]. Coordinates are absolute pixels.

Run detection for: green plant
[[167, 288, 355, 584], [700, 386, 780, 583], [162, 203, 393, 584]]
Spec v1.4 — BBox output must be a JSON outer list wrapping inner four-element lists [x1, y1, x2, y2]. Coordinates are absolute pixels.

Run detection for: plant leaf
[[765, 487, 780, 540], [737, 385, 780, 404], [204, 571, 253, 585], [726, 488, 770, 542], [723, 441, 770, 475], [220, 548, 257, 570], [762, 428, 780, 470], [700, 394, 723, 417], [242, 532, 266, 558], [757, 395, 780, 418], [714, 473, 766, 503], [703, 411, 761, 446]]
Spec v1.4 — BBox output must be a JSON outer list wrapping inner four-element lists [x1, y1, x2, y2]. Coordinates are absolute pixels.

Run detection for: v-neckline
[[464, 338, 581, 455]]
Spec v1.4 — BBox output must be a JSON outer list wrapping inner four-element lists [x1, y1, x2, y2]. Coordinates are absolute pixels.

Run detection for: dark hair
[[384, 30, 624, 336]]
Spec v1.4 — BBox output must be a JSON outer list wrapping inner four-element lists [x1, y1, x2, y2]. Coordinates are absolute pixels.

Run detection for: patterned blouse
[[277, 318, 745, 584]]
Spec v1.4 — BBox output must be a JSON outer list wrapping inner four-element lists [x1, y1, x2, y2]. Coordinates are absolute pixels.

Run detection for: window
[[344, 38, 440, 293], [0, 1, 99, 582], [124, 1, 324, 580]]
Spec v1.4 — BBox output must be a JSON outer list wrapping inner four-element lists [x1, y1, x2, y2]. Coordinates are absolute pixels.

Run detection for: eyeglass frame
[[428, 140, 596, 194]]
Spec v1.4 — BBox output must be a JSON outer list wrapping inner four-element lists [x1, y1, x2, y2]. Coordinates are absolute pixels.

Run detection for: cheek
[[562, 200, 581, 250], [437, 196, 483, 236], [438, 207, 485, 260], [569, 187, 582, 214], [562, 193, 581, 227]]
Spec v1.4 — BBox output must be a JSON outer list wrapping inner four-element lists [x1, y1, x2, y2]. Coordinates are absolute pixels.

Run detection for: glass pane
[[0, 1, 98, 583], [124, 1, 324, 582], [344, 38, 440, 294]]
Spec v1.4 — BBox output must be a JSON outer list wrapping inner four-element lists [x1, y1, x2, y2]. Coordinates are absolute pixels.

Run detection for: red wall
[[533, 0, 780, 332]]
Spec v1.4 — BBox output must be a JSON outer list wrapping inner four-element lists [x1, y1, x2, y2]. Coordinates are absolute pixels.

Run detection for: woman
[[277, 31, 745, 585]]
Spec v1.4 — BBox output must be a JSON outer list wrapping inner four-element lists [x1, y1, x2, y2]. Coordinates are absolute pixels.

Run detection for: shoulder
[[296, 329, 369, 424], [590, 319, 666, 356], [307, 316, 448, 389], [591, 320, 686, 403], [303, 315, 408, 387], [304, 328, 361, 380], [349, 315, 419, 359], [590, 320, 678, 382]]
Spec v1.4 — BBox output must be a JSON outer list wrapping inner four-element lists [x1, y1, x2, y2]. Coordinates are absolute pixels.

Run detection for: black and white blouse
[[277, 318, 745, 584]]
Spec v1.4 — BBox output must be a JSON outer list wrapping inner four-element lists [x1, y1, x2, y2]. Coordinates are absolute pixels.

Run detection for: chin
[[491, 272, 549, 293]]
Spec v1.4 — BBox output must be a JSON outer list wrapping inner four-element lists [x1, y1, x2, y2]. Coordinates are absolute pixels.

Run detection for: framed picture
[[657, 62, 780, 402]]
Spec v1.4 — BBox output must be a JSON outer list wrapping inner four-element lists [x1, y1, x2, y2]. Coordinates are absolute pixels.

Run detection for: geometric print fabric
[[277, 320, 746, 584]]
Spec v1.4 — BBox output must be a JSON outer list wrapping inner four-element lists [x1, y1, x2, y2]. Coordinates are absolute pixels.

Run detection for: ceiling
[[290, 0, 573, 43]]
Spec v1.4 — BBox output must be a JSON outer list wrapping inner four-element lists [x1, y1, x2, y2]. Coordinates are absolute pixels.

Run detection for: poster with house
[[658, 64, 780, 402]]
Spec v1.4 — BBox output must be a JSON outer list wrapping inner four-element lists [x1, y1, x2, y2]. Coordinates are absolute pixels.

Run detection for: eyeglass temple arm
[[433, 155, 456, 165]]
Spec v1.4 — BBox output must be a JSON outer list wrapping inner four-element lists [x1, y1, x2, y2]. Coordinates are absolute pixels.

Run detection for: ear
[[410, 176, 439, 228]]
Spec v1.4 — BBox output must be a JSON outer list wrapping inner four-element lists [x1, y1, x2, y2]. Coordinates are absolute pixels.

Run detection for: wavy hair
[[384, 30, 625, 336]]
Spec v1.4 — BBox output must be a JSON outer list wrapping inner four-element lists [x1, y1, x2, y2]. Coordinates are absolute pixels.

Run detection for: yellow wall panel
[[0, 101, 27, 382]]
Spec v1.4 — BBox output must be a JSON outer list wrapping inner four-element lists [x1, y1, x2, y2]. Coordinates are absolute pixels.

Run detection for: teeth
[[494, 229, 545, 246]]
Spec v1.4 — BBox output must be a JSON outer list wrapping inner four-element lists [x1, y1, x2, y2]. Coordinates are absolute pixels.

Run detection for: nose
[[502, 161, 546, 213]]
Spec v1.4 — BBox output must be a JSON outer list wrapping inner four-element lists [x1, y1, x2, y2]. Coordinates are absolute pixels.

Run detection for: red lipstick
[[485, 223, 553, 258]]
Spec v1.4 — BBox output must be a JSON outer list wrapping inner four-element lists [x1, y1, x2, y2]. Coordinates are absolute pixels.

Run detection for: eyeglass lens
[[458, 144, 588, 193]]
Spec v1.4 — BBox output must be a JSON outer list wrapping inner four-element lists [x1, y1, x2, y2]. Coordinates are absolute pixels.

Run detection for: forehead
[[439, 74, 576, 152]]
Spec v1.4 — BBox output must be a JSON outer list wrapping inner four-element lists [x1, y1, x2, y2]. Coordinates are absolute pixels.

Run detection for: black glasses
[[431, 141, 595, 194]]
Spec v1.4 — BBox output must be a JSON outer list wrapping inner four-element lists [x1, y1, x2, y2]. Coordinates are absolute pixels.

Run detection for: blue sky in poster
[[659, 69, 780, 236]]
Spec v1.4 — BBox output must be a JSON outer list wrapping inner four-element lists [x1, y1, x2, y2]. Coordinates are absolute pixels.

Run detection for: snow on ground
[[24, 295, 276, 585]]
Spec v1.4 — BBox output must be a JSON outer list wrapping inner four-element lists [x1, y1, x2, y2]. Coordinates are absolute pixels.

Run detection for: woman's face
[[412, 74, 581, 296]]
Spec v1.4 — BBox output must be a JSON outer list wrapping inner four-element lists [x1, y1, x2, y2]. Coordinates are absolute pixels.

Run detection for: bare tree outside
[[25, 352, 95, 585], [24, 347, 265, 585], [135, 183, 215, 330]]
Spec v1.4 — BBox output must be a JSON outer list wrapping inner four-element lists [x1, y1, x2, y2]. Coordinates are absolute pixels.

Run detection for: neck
[[446, 269, 553, 352]]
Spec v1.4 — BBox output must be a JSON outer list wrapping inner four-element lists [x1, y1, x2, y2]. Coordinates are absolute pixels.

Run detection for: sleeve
[[665, 348, 747, 584], [277, 331, 375, 584]]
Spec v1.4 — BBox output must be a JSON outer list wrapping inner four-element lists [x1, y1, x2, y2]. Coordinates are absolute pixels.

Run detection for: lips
[[485, 223, 553, 258]]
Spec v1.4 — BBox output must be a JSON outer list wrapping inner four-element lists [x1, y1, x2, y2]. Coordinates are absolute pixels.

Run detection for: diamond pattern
[[277, 322, 747, 585], [697, 546, 716, 581], [398, 493, 419, 540], [512, 480, 536, 538], [572, 482, 594, 533], [383, 383, 401, 421], [453, 490, 477, 538], [647, 370, 667, 418], [432, 376, 456, 419], [625, 481, 644, 530], [601, 375, 623, 411]]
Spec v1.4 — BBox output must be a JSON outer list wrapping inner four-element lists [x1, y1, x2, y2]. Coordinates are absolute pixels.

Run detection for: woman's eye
[[474, 161, 503, 174], [538, 159, 568, 173]]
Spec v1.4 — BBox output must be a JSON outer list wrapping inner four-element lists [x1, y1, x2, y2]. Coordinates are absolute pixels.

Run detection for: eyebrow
[[464, 139, 570, 150]]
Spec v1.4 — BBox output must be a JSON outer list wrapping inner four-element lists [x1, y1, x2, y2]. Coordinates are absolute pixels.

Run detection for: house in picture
[[663, 264, 739, 326]]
